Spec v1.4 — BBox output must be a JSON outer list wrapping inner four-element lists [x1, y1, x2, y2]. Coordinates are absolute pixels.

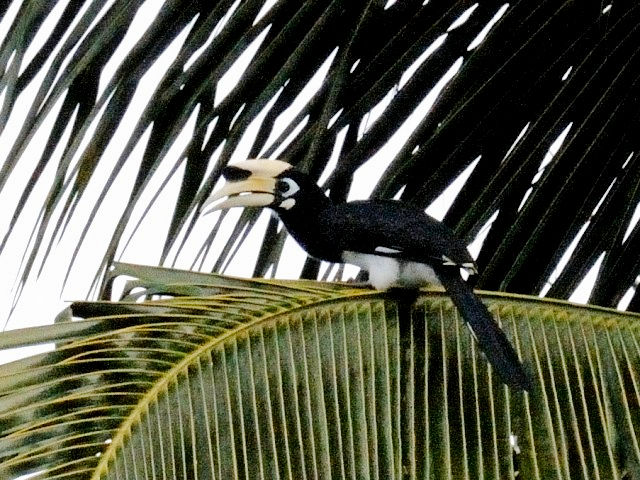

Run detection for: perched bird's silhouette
[[204, 159, 532, 391]]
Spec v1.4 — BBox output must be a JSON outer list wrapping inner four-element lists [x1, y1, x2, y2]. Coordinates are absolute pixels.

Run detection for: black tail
[[435, 268, 533, 391]]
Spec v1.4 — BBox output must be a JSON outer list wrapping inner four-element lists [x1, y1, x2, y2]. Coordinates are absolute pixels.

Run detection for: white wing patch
[[375, 246, 401, 254], [463, 262, 478, 275], [442, 256, 478, 275], [279, 198, 296, 210], [442, 255, 457, 265]]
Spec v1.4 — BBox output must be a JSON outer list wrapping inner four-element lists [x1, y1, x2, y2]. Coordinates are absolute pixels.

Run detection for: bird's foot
[[386, 287, 421, 304]]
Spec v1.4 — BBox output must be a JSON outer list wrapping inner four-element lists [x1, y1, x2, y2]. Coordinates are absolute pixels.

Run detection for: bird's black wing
[[323, 201, 532, 391], [323, 200, 475, 270]]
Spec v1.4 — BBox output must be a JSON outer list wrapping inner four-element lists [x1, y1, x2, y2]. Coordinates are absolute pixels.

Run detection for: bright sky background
[[0, 2, 635, 477], [0, 0, 635, 378]]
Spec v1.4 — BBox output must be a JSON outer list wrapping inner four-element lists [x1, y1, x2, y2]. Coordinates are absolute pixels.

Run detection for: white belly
[[342, 251, 441, 290]]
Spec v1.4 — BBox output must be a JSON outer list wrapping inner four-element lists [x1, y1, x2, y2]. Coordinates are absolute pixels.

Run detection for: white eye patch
[[276, 178, 300, 197], [279, 198, 296, 209]]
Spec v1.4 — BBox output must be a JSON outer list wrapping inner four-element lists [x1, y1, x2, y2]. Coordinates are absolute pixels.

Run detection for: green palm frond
[[1, 265, 640, 478]]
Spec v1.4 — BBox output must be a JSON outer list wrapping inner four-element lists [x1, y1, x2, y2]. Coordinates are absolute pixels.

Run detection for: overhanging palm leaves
[[1, 1, 640, 318], [3, 2, 640, 478], [2, 264, 640, 479]]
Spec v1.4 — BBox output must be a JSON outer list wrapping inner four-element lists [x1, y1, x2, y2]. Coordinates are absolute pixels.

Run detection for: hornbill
[[203, 159, 532, 391]]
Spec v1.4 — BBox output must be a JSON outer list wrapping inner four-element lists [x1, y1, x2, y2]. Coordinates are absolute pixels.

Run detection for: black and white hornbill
[[203, 159, 532, 391]]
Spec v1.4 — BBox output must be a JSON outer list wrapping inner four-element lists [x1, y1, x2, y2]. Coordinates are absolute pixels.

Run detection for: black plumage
[[205, 160, 532, 391]]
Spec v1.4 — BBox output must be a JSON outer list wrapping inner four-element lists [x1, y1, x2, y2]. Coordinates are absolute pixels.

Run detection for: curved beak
[[202, 178, 276, 213], [202, 159, 292, 214]]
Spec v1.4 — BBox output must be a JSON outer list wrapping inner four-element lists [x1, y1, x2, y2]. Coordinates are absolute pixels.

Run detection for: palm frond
[[1, 265, 640, 478]]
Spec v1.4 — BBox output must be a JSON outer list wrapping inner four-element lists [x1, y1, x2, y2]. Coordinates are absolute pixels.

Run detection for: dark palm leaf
[[1, 0, 639, 320]]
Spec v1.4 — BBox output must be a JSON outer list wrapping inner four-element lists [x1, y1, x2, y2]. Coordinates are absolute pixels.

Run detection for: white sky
[[0, 0, 635, 375]]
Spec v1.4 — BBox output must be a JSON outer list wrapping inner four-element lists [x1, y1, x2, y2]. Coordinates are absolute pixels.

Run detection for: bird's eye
[[275, 178, 300, 197]]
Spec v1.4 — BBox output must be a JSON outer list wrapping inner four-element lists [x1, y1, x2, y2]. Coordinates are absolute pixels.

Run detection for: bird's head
[[202, 159, 329, 215]]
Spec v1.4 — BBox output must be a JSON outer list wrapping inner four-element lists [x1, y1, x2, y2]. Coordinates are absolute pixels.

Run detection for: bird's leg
[[389, 287, 425, 477], [386, 287, 421, 311], [387, 288, 421, 341]]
